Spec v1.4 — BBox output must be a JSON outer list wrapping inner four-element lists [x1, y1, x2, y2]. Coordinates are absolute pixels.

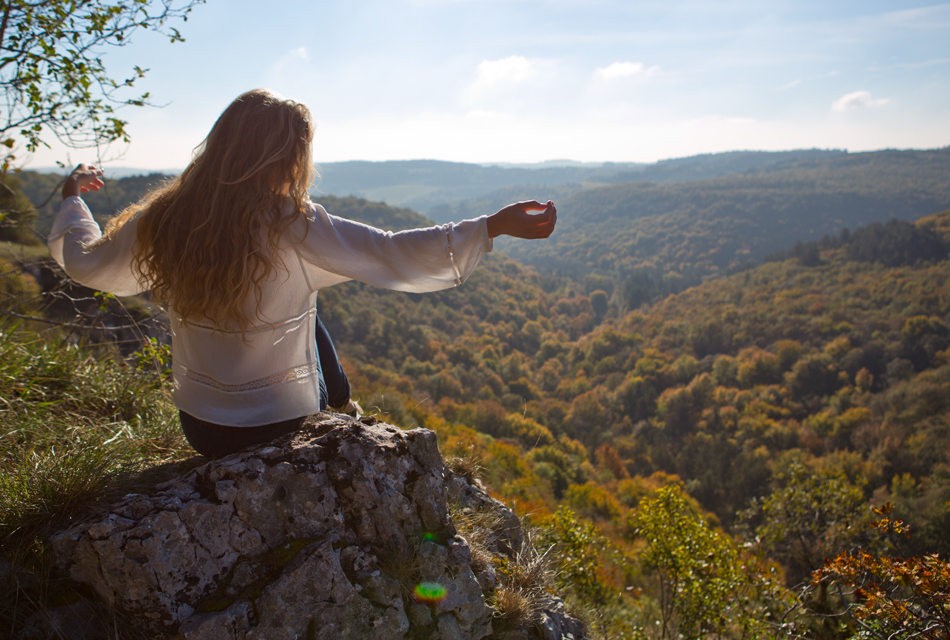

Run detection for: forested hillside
[[316, 208, 950, 635], [317, 207, 949, 531]]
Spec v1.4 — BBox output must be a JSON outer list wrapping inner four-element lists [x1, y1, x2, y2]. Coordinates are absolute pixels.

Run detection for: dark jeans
[[180, 313, 350, 456]]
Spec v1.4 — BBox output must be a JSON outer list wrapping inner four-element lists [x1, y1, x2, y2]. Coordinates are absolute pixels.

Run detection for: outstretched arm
[[49, 164, 146, 296], [294, 199, 558, 294], [486, 200, 557, 239]]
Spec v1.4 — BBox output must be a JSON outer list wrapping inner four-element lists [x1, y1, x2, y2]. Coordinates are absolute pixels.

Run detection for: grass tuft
[[445, 445, 484, 484], [1, 446, 127, 543], [450, 499, 505, 575], [490, 584, 544, 632], [378, 537, 422, 596], [505, 532, 553, 594], [487, 531, 557, 637]]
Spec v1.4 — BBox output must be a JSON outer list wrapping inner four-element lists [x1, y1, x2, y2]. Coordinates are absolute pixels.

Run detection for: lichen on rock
[[47, 415, 585, 639]]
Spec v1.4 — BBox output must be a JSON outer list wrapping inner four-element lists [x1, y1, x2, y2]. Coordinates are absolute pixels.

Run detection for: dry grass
[[377, 537, 422, 596], [0, 327, 189, 637], [505, 532, 553, 594], [490, 584, 544, 633], [487, 530, 559, 637], [445, 448, 484, 484], [450, 500, 506, 575]]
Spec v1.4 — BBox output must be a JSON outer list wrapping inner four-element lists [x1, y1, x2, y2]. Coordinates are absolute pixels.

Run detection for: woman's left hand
[[62, 164, 105, 199]]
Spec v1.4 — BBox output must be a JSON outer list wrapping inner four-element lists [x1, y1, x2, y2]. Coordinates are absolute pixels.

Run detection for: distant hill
[[605, 148, 848, 184], [312, 159, 640, 214], [17, 148, 887, 236], [17, 174, 433, 238], [19, 147, 950, 300], [483, 147, 950, 300], [313, 150, 843, 214]]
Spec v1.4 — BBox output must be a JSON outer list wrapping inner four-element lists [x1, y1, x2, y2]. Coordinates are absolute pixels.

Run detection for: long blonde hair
[[102, 89, 315, 332]]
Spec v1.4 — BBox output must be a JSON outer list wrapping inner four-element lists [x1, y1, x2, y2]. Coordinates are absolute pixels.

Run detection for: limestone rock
[[48, 415, 585, 639]]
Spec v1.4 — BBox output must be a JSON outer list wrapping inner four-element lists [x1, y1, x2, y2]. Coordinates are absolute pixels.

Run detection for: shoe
[[332, 399, 363, 419], [345, 399, 363, 419]]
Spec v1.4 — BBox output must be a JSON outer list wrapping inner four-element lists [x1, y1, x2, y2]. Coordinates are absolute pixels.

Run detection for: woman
[[49, 89, 557, 456]]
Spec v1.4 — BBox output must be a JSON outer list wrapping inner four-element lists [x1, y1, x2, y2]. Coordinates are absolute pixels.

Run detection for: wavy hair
[[100, 89, 315, 333]]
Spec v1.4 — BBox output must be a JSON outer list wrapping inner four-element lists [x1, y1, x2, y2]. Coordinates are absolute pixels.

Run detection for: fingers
[[64, 164, 105, 196], [521, 203, 556, 239], [80, 176, 104, 192], [516, 200, 548, 213], [526, 201, 557, 238], [536, 202, 557, 238]]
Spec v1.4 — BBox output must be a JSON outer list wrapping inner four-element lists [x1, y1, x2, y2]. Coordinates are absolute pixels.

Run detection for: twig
[[0, 308, 151, 331]]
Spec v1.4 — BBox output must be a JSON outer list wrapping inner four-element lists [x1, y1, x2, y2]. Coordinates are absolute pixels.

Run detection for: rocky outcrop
[[47, 415, 585, 639]]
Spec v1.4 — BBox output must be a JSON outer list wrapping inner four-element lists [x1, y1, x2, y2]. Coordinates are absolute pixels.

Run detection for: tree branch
[[0, 2, 13, 65], [0, 307, 158, 331]]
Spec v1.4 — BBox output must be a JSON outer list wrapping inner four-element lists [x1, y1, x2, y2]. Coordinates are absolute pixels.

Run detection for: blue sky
[[32, 0, 950, 170]]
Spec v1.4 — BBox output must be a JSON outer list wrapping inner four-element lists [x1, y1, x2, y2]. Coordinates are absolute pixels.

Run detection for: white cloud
[[831, 90, 889, 112], [273, 47, 309, 69], [594, 61, 659, 81], [471, 56, 534, 92]]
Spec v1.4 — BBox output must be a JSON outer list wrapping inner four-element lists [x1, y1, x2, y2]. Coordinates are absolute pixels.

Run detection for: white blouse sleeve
[[294, 202, 493, 292], [47, 196, 148, 296]]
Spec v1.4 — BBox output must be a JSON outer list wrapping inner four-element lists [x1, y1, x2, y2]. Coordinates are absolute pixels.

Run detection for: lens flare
[[422, 532, 438, 542], [413, 582, 448, 604]]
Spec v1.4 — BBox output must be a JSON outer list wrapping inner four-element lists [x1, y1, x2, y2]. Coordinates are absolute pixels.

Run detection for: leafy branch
[[0, 0, 203, 170]]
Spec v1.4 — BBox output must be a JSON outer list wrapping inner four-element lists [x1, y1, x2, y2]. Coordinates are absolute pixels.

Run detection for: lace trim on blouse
[[173, 361, 320, 393], [445, 226, 463, 286], [179, 307, 316, 334]]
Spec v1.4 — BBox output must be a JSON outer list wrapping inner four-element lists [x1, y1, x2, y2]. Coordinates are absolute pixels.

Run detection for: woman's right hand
[[62, 164, 105, 199], [486, 200, 557, 239]]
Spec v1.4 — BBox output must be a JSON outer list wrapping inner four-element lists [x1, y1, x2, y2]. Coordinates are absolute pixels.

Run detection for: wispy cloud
[[868, 57, 950, 71], [594, 61, 659, 81], [831, 90, 889, 112], [272, 46, 309, 72], [471, 56, 534, 93], [779, 79, 802, 90]]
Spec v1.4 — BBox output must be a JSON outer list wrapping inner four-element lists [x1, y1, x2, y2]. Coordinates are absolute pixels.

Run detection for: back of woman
[[49, 88, 557, 454]]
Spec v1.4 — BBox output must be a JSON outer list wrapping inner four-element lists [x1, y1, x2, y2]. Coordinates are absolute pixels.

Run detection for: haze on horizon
[[28, 0, 950, 172]]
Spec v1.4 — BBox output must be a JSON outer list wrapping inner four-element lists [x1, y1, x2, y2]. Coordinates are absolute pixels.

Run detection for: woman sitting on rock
[[48, 88, 557, 457]]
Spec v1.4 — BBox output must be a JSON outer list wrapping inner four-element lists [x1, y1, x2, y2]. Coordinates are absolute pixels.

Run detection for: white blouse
[[48, 196, 493, 426]]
